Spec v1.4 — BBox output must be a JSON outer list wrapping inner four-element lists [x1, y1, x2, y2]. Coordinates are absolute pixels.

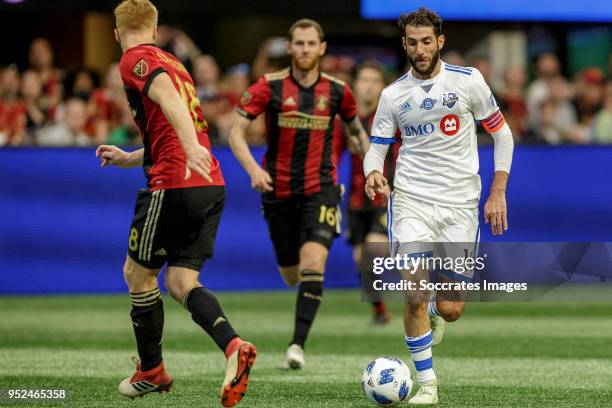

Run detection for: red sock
[[374, 302, 387, 314], [224, 337, 243, 358]]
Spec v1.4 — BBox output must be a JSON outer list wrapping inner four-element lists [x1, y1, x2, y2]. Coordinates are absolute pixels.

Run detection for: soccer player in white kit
[[363, 8, 514, 405]]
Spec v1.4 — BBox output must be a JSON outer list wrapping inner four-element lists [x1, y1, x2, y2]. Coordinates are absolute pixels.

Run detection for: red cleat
[[373, 302, 392, 325], [220, 341, 257, 407], [118, 358, 173, 398], [373, 309, 393, 325]]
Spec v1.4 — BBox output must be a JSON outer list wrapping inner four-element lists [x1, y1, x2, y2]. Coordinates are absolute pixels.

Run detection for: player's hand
[[365, 171, 388, 201], [184, 144, 213, 182], [377, 184, 391, 202], [484, 189, 508, 236], [96, 145, 132, 168], [249, 166, 273, 193]]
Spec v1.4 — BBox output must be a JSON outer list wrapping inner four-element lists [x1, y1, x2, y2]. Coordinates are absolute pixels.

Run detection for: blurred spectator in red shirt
[[0, 65, 26, 146], [28, 38, 62, 122], [21, 69, 48, 142], [320, 55, 355, 85], [589, 80, 612, 144], [499, 65, 528, 141], [89, 63, 134, 145], [573, 67, 605, 126], [214, 64, 251, 143], [37, 98, 90, 146]]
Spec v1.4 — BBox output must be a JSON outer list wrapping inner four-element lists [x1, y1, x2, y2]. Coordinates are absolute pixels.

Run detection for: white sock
[[405, 330, 436, 384]]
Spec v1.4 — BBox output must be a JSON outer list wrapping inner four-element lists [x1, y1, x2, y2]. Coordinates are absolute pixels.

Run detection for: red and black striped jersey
[[334, 111, 400, 210], [119, 44, 224, 190], [237, 68, 356, 199]]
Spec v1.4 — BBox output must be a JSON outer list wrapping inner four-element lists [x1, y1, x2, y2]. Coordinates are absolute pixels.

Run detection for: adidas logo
[[212, 317, 227, 327], [283, 96, 296, 106], [400, 101, 412, 112], [132, 380, 157, 392], [303, 292, 322, 301], [154, 248, 167, 256]]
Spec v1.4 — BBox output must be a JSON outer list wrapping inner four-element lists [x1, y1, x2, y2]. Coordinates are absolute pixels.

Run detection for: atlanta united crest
[[316, 95, 328, 111], [240, 91, 253, 105]]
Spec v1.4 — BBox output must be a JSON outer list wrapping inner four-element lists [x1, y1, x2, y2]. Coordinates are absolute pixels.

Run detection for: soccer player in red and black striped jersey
[[342, 61, 400, 325], [228, 18, 369, 369], [95, 1, 255, 406]]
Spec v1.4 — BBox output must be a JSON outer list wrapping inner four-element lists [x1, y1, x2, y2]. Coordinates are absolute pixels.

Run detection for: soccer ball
[[361, 357, 412, 406]]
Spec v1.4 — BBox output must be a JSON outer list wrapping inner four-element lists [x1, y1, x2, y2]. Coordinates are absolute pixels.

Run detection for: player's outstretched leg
[[287, 242, 328, 369], [167, 267, 256, 407], [404, 282, 438, 405], [118, 257, 174, 398], [287, 269, 323, 369]]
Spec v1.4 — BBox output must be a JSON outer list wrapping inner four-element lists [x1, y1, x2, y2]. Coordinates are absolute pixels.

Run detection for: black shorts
[[262, 185, 342, 267], [346, 207, 388, 246], [127, 186, 225, 272]]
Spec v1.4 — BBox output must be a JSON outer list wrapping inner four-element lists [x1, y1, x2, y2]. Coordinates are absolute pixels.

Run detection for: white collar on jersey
[[407, 61, 446, 83]]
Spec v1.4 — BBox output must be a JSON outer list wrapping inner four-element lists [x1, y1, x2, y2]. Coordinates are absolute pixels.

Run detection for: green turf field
[[1, 291, 611, 407]]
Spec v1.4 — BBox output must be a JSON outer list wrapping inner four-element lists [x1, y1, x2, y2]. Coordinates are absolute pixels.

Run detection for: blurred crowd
[[1, 29, 610, 148]]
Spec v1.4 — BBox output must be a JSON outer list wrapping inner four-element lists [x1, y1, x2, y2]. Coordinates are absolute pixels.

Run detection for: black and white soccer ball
[[361, 357, 412, 406]]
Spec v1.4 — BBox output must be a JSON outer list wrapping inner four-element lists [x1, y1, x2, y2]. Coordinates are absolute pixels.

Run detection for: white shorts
[[388, 189, 480, 279]]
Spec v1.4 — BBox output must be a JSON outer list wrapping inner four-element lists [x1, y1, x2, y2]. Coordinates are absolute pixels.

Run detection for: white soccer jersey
[[371, 61, 499, 208]]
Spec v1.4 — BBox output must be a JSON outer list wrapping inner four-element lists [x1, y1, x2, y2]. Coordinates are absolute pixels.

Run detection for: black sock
[[291, 270, 324, 348], [130, 288, 164, 371], [184, 286, 238, 352], [360, 241, 386, 303]]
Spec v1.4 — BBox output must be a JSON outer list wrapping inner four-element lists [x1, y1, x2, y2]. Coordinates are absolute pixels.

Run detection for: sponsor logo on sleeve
[[133, 59, 149, 78]]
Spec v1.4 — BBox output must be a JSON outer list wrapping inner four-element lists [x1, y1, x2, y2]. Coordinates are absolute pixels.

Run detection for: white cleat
[[430, 315, 446, 346], [409, 379, 438, 405], [286, 344, 305, 370]]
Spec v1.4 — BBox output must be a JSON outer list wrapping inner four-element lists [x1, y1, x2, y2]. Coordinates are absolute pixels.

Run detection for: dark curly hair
[[397, 7, 443, 37]]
